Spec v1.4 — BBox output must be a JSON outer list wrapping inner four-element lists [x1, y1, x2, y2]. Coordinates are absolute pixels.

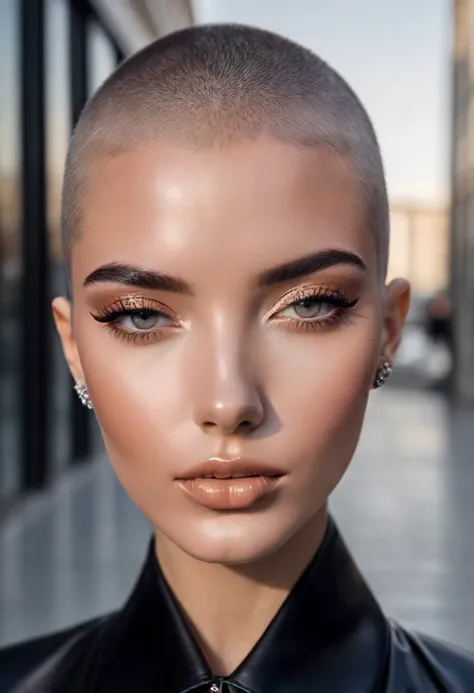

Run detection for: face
[[54, 138, 409, 564]]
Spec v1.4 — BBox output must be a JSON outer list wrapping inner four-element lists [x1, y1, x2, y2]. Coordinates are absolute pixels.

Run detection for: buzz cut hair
[[62, 23, 389, 275]]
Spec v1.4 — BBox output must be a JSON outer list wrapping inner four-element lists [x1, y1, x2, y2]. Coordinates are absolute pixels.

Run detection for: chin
[[164, 512, 297, 565]]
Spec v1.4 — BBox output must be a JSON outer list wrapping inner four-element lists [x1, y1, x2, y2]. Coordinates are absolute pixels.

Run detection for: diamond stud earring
[[74, 382, 94, 409], [372, 361, 392, 389]]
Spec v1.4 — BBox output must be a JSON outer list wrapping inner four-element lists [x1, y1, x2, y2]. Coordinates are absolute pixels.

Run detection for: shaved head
[[62, 23, 389, 275]]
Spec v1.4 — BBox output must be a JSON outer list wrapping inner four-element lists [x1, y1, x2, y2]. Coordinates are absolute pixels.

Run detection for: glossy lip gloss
[[176, 458, 285, 511]]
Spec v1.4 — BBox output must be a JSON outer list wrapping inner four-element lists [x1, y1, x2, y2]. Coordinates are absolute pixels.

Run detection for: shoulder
[[0, 616, 111, 692], [387, 619, 474, 691]]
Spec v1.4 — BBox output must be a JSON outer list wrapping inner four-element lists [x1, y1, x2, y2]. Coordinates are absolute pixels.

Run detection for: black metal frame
[[18, 0, 123, 491], [72, 0, 126, 64], [69, 0, 92, 463], [20, 0, 49, 490]]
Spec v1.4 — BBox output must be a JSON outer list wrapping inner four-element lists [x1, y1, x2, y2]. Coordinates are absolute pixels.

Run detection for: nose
[[198, 396, 264, 436], [190, 332, 265, 436]]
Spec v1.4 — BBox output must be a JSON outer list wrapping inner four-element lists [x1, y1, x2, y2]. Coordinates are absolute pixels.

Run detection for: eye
[[116, 309, 173, 331], [266, 287, 359, 331], [279, 297, 334, 320]]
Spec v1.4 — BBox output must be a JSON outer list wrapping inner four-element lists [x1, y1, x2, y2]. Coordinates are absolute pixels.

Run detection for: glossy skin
[[54, 138, 409, 567]]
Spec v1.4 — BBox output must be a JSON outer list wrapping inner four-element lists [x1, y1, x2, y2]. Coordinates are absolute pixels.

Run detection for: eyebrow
[[257, 248, 366, 286], [83, 248, 366, 293], [83, 263, 193, 295]]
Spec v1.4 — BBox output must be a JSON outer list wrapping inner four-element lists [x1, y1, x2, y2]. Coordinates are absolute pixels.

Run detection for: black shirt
[[1, 516, 474, 692]]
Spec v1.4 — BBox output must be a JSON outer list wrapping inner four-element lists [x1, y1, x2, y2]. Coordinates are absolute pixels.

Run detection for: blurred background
[[1, 0, 474, 652]]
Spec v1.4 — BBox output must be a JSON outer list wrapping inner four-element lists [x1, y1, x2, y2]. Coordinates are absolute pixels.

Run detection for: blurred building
[[451, 0, 474, 402], [0, 0, 194, 515], [388, 202, 449, 296]]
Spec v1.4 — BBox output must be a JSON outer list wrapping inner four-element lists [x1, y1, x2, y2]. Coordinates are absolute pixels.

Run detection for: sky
[[1, 0, 452, 207], [193, 0, 452, 206]]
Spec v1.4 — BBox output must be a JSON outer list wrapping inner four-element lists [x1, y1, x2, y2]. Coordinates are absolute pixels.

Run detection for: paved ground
[[0, 385, 473, 651]]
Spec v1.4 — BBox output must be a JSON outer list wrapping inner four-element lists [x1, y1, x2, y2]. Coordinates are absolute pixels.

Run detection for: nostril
[[236, 420, 255, 434], [200, 418, 257, 435], [202, 421, 218, 432], [197, 401, 264, 435]]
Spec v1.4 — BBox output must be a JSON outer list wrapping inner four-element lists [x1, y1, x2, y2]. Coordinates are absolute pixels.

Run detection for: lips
[[177, 458, 284, 481], [176, 458, 285, 510]]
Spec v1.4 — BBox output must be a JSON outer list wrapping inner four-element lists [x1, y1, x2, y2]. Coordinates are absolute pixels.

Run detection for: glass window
[[86, 20, 118, 456], [88, 21, 117, 98], [46, 0, 72, 474], [0, 0, 21, 508], [46, 0, 70, 266]]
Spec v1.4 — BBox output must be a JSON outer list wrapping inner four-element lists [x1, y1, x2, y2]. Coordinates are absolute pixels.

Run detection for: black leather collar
[[93, 515, 390, 693]]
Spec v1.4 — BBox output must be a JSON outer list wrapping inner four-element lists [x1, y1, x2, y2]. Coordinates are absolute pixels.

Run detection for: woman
[[1, 24, 473, 692]]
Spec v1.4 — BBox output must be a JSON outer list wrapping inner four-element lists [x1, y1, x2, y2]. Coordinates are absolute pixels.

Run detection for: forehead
[[73, 138, 376, 285]]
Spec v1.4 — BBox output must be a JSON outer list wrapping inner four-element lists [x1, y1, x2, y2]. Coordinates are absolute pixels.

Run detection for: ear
[[380, 278, 411, 366], [51, 297, 85, 384]]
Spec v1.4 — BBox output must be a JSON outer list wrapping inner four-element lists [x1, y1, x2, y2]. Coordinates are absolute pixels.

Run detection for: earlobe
[[51, 296, 85, 384]]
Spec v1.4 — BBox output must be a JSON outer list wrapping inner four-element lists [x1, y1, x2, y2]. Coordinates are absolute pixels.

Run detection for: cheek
[[78, 342, 183, 518], [269, 318, 378, 416], [267, 319, 379, 486], [74, 319, 185, 466]]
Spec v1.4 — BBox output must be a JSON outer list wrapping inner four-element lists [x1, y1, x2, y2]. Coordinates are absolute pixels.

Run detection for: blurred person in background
[[426, 293, 452, 348], [1, 23, 473, 693], [425, 291, 453, 389]]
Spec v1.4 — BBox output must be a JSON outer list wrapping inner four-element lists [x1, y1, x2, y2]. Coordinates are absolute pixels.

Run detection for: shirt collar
[[101, 516, 390, 693]]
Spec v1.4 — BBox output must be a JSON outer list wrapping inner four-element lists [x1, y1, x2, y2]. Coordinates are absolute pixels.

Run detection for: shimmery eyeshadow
[[120, 294, 144, 309]]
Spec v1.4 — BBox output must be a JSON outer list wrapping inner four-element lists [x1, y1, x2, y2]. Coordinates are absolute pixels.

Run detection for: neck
[[154, 507, 328, 676]]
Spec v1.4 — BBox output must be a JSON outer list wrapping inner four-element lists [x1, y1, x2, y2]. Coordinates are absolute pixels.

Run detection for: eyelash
[[90, 298, 177, 344], [90, 288, 359, 344], [269, 287, 359, 332]]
